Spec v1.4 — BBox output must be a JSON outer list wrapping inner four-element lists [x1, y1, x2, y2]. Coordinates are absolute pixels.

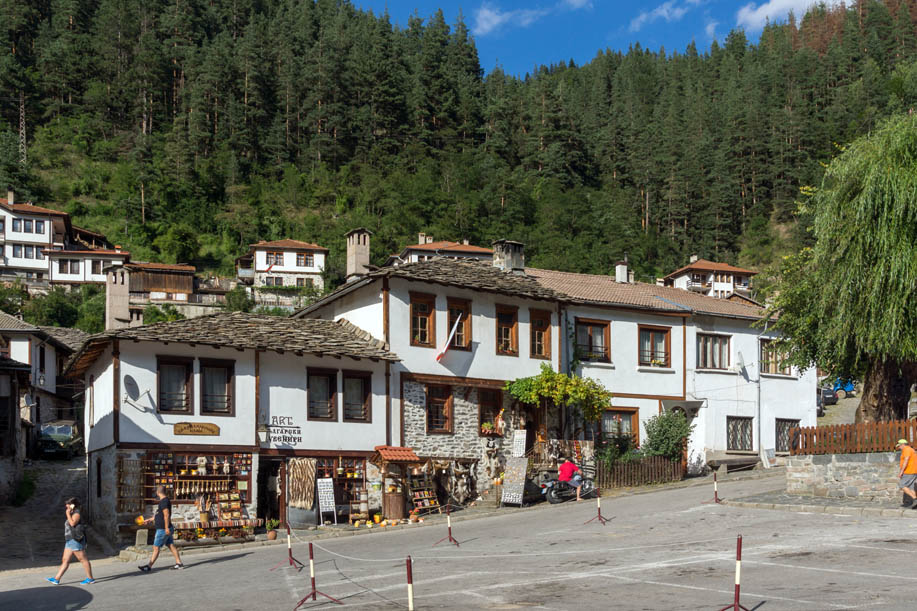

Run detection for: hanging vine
[[504, 363, 612, 422]]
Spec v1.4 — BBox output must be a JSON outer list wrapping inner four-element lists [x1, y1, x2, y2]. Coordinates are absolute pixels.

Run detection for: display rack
[[316, 457, 367, 519], [407, 474, 440, 514]]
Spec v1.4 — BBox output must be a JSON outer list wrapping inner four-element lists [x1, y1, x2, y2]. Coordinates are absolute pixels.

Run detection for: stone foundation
[[786, 452, 900, 499]]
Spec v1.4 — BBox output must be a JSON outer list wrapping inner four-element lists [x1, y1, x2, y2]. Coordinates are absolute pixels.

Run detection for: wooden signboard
[[316, 477, 337, 525], [512, 430, 527, 457], [173, 422, 220, 436], [501, 457, 528, 506]]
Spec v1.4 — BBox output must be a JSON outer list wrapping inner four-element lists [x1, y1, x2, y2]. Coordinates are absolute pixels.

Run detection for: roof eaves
[[293, 276, 377, 318]]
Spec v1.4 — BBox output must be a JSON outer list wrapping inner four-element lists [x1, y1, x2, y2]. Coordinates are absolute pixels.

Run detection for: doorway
[[256, 458, 286, 524]]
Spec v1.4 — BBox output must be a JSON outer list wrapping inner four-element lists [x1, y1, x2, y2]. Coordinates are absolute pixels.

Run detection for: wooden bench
[[706, 456, 760, 473]]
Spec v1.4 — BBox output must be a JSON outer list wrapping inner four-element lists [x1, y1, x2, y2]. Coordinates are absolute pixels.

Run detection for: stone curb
[[723, 499, 917, 519]]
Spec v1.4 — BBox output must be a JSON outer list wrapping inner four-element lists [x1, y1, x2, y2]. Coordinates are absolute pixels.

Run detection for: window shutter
[[445, 393, 454, 432]]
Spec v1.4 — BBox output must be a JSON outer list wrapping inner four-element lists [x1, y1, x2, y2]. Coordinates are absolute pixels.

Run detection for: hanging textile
[[288, 458, 317, 509]]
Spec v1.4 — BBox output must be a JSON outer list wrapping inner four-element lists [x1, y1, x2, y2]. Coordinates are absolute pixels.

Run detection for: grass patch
[[11, 470, 37, 507]]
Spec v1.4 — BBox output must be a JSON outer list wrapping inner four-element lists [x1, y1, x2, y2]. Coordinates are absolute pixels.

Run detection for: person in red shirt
[[897, 439, 917, 508], [558, 457, 584, 501]]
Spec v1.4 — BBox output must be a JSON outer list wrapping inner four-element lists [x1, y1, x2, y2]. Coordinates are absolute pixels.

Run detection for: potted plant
[[480, 422, 494, 435], [266, 518, 280, 540]]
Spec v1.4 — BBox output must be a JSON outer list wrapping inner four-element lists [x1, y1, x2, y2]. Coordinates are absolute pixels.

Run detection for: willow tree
[[769, 113, 917, 422]]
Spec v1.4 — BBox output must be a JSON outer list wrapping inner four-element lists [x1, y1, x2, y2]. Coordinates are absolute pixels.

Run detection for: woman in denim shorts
[[47, 497, 94, 585]]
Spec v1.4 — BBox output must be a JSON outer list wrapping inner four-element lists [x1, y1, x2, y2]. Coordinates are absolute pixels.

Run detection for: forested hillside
[[3, 0, 917, 286]]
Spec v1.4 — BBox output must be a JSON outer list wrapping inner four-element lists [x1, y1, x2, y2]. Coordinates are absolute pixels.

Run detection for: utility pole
[[18, 91, 26, 167]]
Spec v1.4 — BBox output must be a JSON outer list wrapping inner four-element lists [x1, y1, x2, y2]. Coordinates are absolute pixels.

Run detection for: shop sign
[[511, 430, 526, 457], [317, 478, 337, 524], [267, 415, 303, 445], [173, 422, 221, 436], [501, 457, 527, 506]]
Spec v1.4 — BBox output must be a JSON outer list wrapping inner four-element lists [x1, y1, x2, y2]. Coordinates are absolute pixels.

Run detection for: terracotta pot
[[266, 529, 278, 541]]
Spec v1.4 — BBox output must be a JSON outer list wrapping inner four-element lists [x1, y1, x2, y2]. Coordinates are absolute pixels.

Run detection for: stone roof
[[0, 355, 30, 371], [0, 310, 37, 331], [526, 268, 765, 319], [40, 326, 90, 353], [67, 312, 399, 378], [403, 241, 493, 255], [663, 258, 758, 280], [251, 239, 328, 251]]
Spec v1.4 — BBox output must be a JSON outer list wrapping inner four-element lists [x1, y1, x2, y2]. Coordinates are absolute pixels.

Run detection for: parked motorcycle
[[541, 476, 596, 503]]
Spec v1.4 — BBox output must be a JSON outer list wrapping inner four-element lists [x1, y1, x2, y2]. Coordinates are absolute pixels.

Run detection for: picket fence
[[594, 455, 685, 488], [789, 420, 917, 455]]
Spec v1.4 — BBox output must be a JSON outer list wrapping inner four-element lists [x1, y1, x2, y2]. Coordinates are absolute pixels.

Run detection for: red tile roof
[[373, 445, 420, 463], [527, 267, 765, 319], [404, 241, 493, 254], [0, 198, 69, 217], [663, 259, 757, 280], [251, 239, 328, 251]]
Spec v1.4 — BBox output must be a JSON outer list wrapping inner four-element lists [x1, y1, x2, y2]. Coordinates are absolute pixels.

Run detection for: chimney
[[345, 228, 372, 282], [6, 189, 12, 205], [418, 232, 426, 245], [615, 260, 629, 283], [492, 239, 525, 275], [462, 238, 469, 245], [689, 254, 699, 264]]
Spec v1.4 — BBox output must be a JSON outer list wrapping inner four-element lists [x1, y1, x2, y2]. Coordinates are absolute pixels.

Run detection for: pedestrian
[[139, 485, 184, 571], [47, 497, 94, 585], [896, 439, 917, 508]]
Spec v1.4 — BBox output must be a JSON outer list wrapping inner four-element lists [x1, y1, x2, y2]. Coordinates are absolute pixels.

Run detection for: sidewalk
[[725, 490, 917, 518]]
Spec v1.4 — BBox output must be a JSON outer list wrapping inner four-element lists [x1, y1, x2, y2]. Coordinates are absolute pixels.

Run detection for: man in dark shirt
[[139, 486, 184, 571]]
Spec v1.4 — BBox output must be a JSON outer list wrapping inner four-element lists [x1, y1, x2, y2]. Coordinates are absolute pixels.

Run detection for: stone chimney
[[345, 228, 372, 282], [615, 260, 629, 283], [418, 232, 426, 244], [492, 239, 525, 274], [6, 189, 13, 205], [689, 254, 699, 264], [462, 238, 469, 245]]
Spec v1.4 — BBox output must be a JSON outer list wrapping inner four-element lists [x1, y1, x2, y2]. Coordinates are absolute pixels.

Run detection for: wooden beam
[[112, 339, 120, 444]]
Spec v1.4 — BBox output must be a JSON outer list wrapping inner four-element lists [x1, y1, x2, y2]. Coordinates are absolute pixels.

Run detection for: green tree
[[22, 287, 79, 327], [642, 410, 693, 460], [0, 281, 28, 316], [74, 285, 104, 333], [222, 285, 254, 312], [153, 224, 199, 264], [143, 304, 186, 324], [769, 113, 917, 421]]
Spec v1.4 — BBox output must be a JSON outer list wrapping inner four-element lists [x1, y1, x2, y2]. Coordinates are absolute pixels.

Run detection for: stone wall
[[87, 445, 118, 543], [0, 455, 22, 504], [786, 452, 900, 499]]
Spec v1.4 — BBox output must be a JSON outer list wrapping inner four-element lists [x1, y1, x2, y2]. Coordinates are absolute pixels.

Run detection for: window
[[38, 346, 45, 373], [0, 219, 4, 234], [342, 372, 371, 422], [266, 251, 283, 265], [24, 245, 33, 259], [200, 359, 234, 415], [23, 219, 32, 233], [36, 249, 43, 260], [447, 299, 471, 350], [697, 334, 730, 370], [530, 309, 551, 359], [727, 416, 753, 451], [12, 245, 21, 258], [478, 388, 501, 436], [296, 253, 314, 267], [69, 260, 80, 274], [307, 370, 337, 421], [157, 357, 192, 412], [88, 375, 94, 428], [35, 220, 44, 234], [775, 418, 799, 453], [495, 305, 518, 355], [639, 325, 671, 367], [426, 385, 452, 434], [602, 408, 639, 444], [12, 219, 21, 232], [92, 260, 102, 275], [410, 292, 435, 348], [58, 259, 68, 274], [264, 276, 283, 287], [575, 318, 610, 362], [760, 339, 791, 375]]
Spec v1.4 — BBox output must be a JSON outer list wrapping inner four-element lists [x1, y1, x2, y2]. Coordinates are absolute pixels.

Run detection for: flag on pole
[[265, 263, 274, 272], [436, 313, 462, 362]]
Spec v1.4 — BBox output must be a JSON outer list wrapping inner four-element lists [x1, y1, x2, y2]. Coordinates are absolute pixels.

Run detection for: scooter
[[541, 476, 596, 504]]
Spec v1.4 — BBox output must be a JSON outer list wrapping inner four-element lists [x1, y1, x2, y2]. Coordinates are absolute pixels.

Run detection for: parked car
[[820, 387, 838, 406], [38, 420, 83, 459]]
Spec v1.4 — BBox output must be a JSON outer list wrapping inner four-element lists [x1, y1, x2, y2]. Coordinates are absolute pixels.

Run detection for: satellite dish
[[736, 351, 746, 371], [23, 393, 34, 407], [123, 376, 140, 402]]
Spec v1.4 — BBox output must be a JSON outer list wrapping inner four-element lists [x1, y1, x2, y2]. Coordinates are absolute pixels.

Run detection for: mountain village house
[[663, 256, 757, 299], [235, 239, 327, 291]]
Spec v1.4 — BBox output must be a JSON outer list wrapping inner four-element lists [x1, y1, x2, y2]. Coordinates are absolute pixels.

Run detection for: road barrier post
[[433, 504, 460, 547], [716, 535, 749, 611], [583, 493, 609, 525], [270, 522, 304, 572], [407, 555, 415, 611], [293, 542, 342, 609]]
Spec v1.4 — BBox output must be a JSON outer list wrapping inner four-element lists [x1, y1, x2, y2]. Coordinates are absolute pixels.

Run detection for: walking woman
[[47, 497, 94, 585]]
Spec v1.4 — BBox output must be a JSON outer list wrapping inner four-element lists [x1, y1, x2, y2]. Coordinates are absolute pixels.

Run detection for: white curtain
[[160, 364, 186, 409], [203, 366, 228, 411]]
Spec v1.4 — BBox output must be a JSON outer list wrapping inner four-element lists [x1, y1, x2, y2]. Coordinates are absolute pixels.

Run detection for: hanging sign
[[316, 478, 337, 524], [512, 430, 527, 457], [173, 422, 220, 436], [501, 457, 528, 506]]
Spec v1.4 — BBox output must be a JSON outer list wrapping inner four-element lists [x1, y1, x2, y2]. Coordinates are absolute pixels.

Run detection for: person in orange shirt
[[896, 439, 917, 507]]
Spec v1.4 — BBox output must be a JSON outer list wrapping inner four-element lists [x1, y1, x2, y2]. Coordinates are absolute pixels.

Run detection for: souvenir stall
[[369, 446, 422, 521], [143, 452, 263, 542]]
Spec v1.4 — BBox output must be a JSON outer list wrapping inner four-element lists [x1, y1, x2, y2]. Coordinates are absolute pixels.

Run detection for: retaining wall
[[786, 452, 900, 499]]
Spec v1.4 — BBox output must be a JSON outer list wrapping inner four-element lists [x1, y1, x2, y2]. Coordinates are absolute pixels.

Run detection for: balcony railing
[[687, 280, 711, 291], [237, 268, 254, 279]]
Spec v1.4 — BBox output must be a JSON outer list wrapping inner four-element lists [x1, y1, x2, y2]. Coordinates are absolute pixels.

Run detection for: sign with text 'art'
[[501, 457, 528, 506]]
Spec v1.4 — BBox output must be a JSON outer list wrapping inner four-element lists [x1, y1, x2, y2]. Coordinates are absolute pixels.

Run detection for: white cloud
[[563, 0, 593, 8], [473, 4, 548, 36], [705, 19, 718, 39], [629, 1, 691, 32], [736, 0, 841, 31]]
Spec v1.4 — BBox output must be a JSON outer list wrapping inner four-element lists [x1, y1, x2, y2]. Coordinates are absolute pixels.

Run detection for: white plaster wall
[[85, 348, 114, 452], [30, 340, 57, 393], [8, 337, 29, 366], [5, 244, 48, 270], [672, 276, 689, 290], [325, 282, 385, 341], [116, 342, 257, 446], [254, 249, 326, 273], [259, 351, 387, 451]]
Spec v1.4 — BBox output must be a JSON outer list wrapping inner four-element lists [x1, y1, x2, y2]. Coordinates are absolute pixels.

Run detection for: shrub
[[642, 410, 694, 461]]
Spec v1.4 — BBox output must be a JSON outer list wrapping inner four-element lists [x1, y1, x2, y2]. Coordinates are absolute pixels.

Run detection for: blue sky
[[352, 1, 838, 76]]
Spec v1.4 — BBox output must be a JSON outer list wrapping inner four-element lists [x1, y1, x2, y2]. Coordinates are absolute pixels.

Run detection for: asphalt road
[[4, 472, 917, 610]]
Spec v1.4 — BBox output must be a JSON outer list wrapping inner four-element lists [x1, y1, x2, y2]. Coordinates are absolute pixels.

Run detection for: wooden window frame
[[69, 259, 80, 274], [156, 356, 193, 414], [12, 244, 21, 258], [426, 384, 453, 434], [91, 259, 102, 275], [529, 309, 552, 360], [410, 292, 436, 348], [266, 251, 284, 266], [35, 220, 44, 234], [296, 252, 314, 267], [574, 317, 611, 363], [495, 304, 519, 356], [199, 358, 235, 417], [23, 219, 32, 233], [307, 368, 338, 422], [11, 219, 20, 232], [602, 407, 639, 445], [478, 388, 502, 437], [88, 375, 94, 428], [638, 324, 671, 367], [697, 334, 730, 370], [24, 245, 33, 259], [342, 370, 372, 423], [447, 298, 472, 351], [760, 339, 791, 375]]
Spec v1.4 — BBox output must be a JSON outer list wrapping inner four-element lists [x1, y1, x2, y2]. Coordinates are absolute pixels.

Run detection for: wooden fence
[[790, 420, 917, 455], [595, 455, 685, 488]]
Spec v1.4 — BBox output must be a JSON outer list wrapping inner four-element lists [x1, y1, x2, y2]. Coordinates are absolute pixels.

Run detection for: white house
[[46, 248, 130, 284], [235, 239, 327, 290], [69, 312, 398, 542], [384, 233, 494, 266], [663, 256, 757, 299]]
